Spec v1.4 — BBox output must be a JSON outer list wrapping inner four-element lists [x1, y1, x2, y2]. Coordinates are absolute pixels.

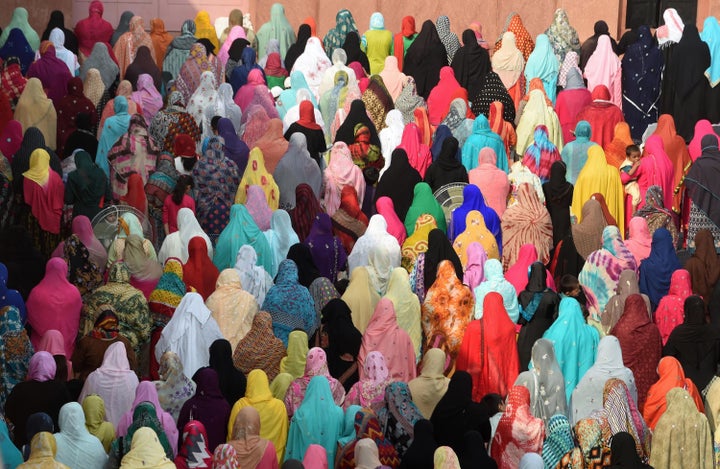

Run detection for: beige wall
[[3, 0, 718, 43]]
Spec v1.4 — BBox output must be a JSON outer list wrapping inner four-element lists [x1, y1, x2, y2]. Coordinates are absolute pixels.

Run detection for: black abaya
[[403, 20, 447, 100], [373, 148, 422, 221]]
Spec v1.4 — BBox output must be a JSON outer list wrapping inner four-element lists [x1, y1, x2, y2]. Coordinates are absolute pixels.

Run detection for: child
[[619, 144, 642, 215], [480, 393, 505, 444], [162, 175, 195, 235], [559, 274, 589, 320]]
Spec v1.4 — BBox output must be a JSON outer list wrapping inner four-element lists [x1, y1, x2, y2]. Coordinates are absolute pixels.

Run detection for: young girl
[[619, 144, 642, 216], [162, 175, 195, 234]]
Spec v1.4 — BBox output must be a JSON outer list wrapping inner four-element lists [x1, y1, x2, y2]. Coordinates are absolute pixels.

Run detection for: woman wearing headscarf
[[192, 137, 240, 235], [583, 35, 622, 107], [559, 121, 594, 185], [652, 115, 692, 213], [450, 30, 490, 98], [491, 31, 526, 108], [113, 16, 155, 79], [335, 408, 400, 468], [515, 263, 560, 369], [515, 87, 563, 157], [319, 299, 362, 390], [541, 163, 573, 250], [399, 420, 437, 469], [322, 142, 365, 217], [404, 350, 449, 421], [0, 7, 39, 50], [602, 268, 649, 333], [231, 310, 285, 380], [514, 338, 566, 426], [651, 387, 713, 468], [116, 420, 174, 469], [375, 149, 422, 223], [0, 304, 32, 410], [462, 152, 507, 222], [685, 229, 720, 306], [284, 103, 326, 165], [80, 395, 115, 452], [24, 43, 71, 107], [343, 351, 391, 412], [303, 214, 347, 282], [638, 227, 681, 311], [131, 74, 163, 125], [426, 67, 468, 127], [14, 79, 57, 151], [124, 45, 161, 91], [643, 356, 704, 431], [72, 306, 137, 379], [456, 292, 519, 401], [253, 3, 294, 58], [153, 351, 196, 421], [323, 9, 358, 59], [80, 43, 119, 91], [523, 35, 559, 106], [106, 115, 159, 200], [452, 211, 500, 268], [575, 85, 625, 150], [570, 336, 637, 424], [17, 431, 70, 469], [571, 146, 625, 233], [607, 294, 661, 410], [0, 30, 34, 77], [472, 259, 518, 323], [403, 20, 447, 99], [175, 43, 223, 105], [162, 20, 196, 79], [501, 180, 553, 268], [218, 26, 247, 68], [403, 182, 446, 237], [330, 185, 368, 254], [55, 81, 97, 158], [116, 382, 178, 454], [227, 407, 278, 469], [555, 69, 592, 145], [74, 1, 113, 59], [461, 117, 508, 174], [274, 136, 322, 211], [176, 368, 231, 452], [110, 11, 134, 47], [621, 26, 663, 140], [230, 47, 265, 94], [579, 20, 619, 69], [205, 271, 258, 350], [490, 385, 544, 467], [654, 269, 692, 344], [544, 8, 580, 63], [542, 297, 599, 401], [174, 420, 213, 468], [358, 13, 391, 76], [663, 295, 720, 391]]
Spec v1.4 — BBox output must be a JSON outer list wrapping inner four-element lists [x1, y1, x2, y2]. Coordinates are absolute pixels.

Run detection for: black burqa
[[110, 11, 134, 47], [41, 10, 79, 55], [579, 21, 620, 70], [0, 225, 46, 300], [607, 431, 653, 469], [342, 31, 370, 74], [663, 295, 720, 391], [684, 134, 720, 229], [208, 339, 247, 405], [403, 20, 447, 100], [284, 24, 311, 74], [667, 25, 711, 141], [470, 71, 516, 122], [64, 112, 99, 159], [399, 419, 437, 469], [450, 29, 491, 98], [286, 243, 321, 287], [333, 100, 381, 147], [516, 262, 560, 371], [424, 136, 468, 193], [373, 148, 422, 221], [424, 228, 464, 292], [321, 298, 362, 391], [225, 38, 251, 81], [459, 431, 498, 468], [124, 45, 162, 91], [429, 371, 490, 459], [542, 161, 574, 247]]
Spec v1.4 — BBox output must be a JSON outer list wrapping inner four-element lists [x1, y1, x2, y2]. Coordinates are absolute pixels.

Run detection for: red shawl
[[393, 16, 416, 70], [575, 85, 625, 148], [490, 385, 545, 468], [74, 0, 114, 57], [182, 236, 220, 300], [427, 66, 468, 126], [24, 170, 64, 234], [456, 292, 519, 401], [55, 77, 97, 156], [398, 123, 431, 177], [556, 87, 592, 143]]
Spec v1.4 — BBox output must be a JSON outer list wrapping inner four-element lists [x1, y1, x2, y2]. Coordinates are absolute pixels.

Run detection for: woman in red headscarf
[[183, 236, 220, 299], [393, 16, 417, 71], [575, 84, 625, 148], [74, 0, 114, 59], [426, 67, 468, 126], [456, 292, 519, 401], [331, 185, 369, 254]]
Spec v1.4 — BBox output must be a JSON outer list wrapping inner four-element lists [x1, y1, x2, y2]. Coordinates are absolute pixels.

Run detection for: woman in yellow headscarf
[[18, 432, 69, 469], [572, 145, 625, 235], [452, 210, 500, 265], [235, 147, 280, 210], [341, 266, 381, 334], [81, 395, 116, 452], [194, 11, 219, 53], [279, 330, 308, 379], [401, 213, 438, 271], [14, 78, 57, 150], [227, 369, 288, 462]]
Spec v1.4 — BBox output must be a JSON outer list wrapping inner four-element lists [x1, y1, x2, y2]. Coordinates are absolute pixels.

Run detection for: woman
[[375, 148, 422, 221], [344, 351, 392, 412], [610, 294, 663, 409], [404, 182, 447, 236], [639, 228, 681, 311], [655, 269, 693, 344], [215, 202, 272, 272], [81, 395, 115, 452], [570, 336, 637, 424], [501, 183, 553, 270], [116, 384, 178, 455], [403, 20, 447, 99], [516, 263, 560, 370], [359, 299, 417, 382], [322, 142, 365, 217], [285, 376, 343, 467], [427, 67, 469, 127], [492, 31, 526, 107], [584, 36, 622, 106], [119, 426, 175, 469], [65, 149, 110, 221], [578, 225, 637, 321], [331, 186, 368, 254], [233, 245, 274, 306], [323, 9, 358, 59], [26, 44, 72, 105], [21, 148, 65, 253], [124, 46, 161, 91], [407, 349, 449, 420], [542, 162, 573, 250], [399, 420, 437, 469], [153, 351, 195, 421], [284, 346, 346, 417], [452, 211, 499, 268], [461, 115, 507, 173], [255, 4, 295, 58], [320, 299, 363, 390], [106, 114, 159, 200], [232, 313, 286, 380], [622, 26, 663, 140], [53, 402, 108, 468], [26, 258, 81, 358], [474, 259, 519, 321], [556, 70, 592, 145], [179, 237, 218, 300], [177, 368, 231, 452], [275, 134, 322, 210], [514, 338, 566, 424], [305, 214, 347, 282], [467, 149, 510, 218], [451, 30, 490, 98], [524, 35, 560, 105], [685, 230, 720, 305], [336, 408, 400, 468], [543, 297, 599, 401], [424, 137, 467, 193], [77, 342, 138, 427], [113, 16, 155, 79], [457, 292, 519, 401], [162, 20, 197, 79], [571, 146, 625, 235], [262, 259, 317, 345], [598, 379, 651, 461], [623, 217, 652, 266], [228, 407, 278, 469], [490, 386, 544, 468], [206, 270, 258, 350], [643, 356, 704, 431], [683, 135, 720, 248], [280, 331, 308, 380], [650, 388, 713, 468], [174, 420, 212, 468], [55, 78, 96, 155], [603, 270, 650, 334], [664, 295, 720, 392], [522, 124, 561, 184], [80, 43, 118, 89], [175, 43, 223, 105], [19, 432, 69, 469], [0, 305, 33, 410]]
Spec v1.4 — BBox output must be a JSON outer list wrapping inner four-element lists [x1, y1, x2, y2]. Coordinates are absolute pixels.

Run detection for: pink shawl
[[218, 26, 247, 66], [358, 298, 417, 382], [624, 217, 652, 265], [245, 185, 273, 231], [36, 330, 73, 379], [284, 347, 346, 416], [27, 351, 57, 381], [463, 242, 488, 291], [655, 269, 692, 344], [234, 69, 267, 111], [468, 148, 510, 217], [583, 35, 622, 106], [375, 197, 407, 245], [398, 123, 431, 178], [116, 381, 179, 454], [26, 258, 82, 358], [323, 142, 366, 216], [689, 119, 715, 161], [504, 244, 555, 293], [378, 56, 407, 100], [345, 351, 391, 410], [131, 73, 163, 124]]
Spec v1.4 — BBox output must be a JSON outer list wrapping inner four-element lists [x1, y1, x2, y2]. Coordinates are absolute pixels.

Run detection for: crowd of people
[[2, 2, 720, 468]]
